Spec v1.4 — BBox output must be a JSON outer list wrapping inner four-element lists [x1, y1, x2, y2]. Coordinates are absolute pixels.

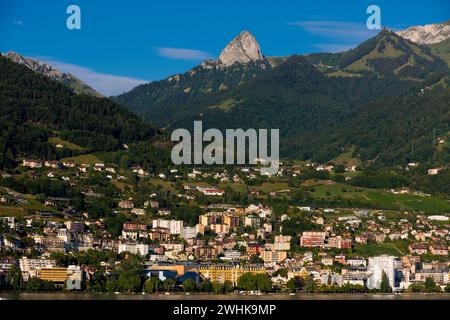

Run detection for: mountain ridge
[[114, 27, 449, 166], [0, 55, 162, 170], [3, 51, 102, 97], [335, 29, 448, 79], [114, 31, 274, 120]]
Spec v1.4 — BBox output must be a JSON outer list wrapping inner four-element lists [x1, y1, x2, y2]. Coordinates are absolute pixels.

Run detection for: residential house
[[409, 243, 428, 255], [430, 244, 448, 256]]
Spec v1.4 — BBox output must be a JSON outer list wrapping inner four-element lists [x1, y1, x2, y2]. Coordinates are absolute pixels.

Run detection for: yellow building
[[37, 268, 69, 283], [223, 215, 240, 228], [147, 264, 195, 276], [199, 214, 216, 226], [199, 264, 266, 285]]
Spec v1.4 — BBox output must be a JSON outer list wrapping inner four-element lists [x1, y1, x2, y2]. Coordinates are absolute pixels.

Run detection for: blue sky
[[1, 0, 449, 96]]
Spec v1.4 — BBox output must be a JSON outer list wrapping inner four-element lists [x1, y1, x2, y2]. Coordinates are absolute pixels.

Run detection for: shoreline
[[1, 292, 450, 300]]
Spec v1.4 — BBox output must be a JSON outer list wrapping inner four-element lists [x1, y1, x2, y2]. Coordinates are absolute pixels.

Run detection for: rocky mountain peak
[[4, 51, 71, 82], [4, 51, 28, 65], [396, 21, 450, 45], [217, 31, 264, 67]]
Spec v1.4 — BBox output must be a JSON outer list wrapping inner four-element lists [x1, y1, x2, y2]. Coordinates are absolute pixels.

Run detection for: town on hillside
[[0, 158, 449, 294]]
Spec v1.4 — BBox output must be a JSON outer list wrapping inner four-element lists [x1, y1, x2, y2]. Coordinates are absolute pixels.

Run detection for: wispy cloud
[[35, 57, 148, 96], [155, 47, 211, 60], [13, 20, 23, 27], [289, 20, 378, 41], [289, 20, 380, 53]]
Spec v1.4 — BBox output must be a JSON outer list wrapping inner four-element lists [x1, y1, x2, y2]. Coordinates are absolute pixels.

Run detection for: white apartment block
[[152, 219, 183, 235], [367, 255, 397, 289], [347, 258, 367, 267], [118, 243, 149, 256], [57, 228, 71, 243], [274, 235, 291, 251], [181, 226, 197, 240], [19, 257, 57, 273]]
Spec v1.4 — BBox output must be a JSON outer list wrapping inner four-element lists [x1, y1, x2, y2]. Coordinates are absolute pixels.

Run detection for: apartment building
[[300, 231, 326, 247], [19, 257, 57, 273], [326, 236, 352, 249], [274, 235, 291, 251], [152, 219, 183, 235], [260, 250, 287, 264], [199, 264, 266, 285], [118, 242, 149, 256], [367, 255, 398, 289], [123, 222, 147, 232]]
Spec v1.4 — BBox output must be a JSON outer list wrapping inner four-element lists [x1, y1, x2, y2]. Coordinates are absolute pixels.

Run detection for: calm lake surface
[[1, 293, 449, 300]]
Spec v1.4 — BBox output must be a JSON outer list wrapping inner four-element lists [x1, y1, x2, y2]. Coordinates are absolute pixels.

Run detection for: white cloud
[[289, 20, 381, 53], [34, 57, 148, 96], [155, 47, 211, 60], [289, 20, 379, 41]]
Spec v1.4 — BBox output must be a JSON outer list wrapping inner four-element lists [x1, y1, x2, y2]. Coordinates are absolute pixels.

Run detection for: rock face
[[3, 51, 101, 96], [5, 51, 71, 82], [217, 31, 264, 67], [397, 21, 450, 45]]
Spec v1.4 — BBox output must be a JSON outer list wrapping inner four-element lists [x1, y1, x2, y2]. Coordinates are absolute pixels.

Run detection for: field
[[235, 178, 450, 214], [219, 182, 248, 193], [251, 182, 290, 193], [326, 71, 362, 77], [0, 195, 56, 217], [93, 151, 128, 163], [215, 179, 450, 214], [49, 137, 85, 151], [430, 220, 450, 226], [148, 178, 177, 193], [331, 147, 361, 167], [307, 182, 450, 214], [352, 242, 409, 258], [0, 206, 26, 217], [61, 154, 101, 165]]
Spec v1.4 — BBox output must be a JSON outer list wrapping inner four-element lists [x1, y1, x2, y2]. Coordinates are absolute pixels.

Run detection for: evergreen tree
[[144, 277, 163, 293], [380, 271, 392, 293]]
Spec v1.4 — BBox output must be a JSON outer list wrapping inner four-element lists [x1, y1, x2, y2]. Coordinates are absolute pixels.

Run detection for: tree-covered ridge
[[0, 55, 161, 170], [114, 59, 273, 124], [310, 85, 450, 165], [430, 37, 450, 67], [3, 51, 102, 97], [305, 29, 449, 81], [116, 53, 449, 167], [337, 29, 448, 79]]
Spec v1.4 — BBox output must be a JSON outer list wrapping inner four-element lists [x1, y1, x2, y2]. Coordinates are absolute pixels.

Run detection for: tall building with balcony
[[19, 257, 57, 273], [367, 255, 398, 289]]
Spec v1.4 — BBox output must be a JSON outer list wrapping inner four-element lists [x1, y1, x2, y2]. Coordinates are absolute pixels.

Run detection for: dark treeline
[[0, 55, 162, 170]]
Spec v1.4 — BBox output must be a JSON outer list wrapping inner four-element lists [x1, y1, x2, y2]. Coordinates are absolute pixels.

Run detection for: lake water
[[1, 293, 449, 300]]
